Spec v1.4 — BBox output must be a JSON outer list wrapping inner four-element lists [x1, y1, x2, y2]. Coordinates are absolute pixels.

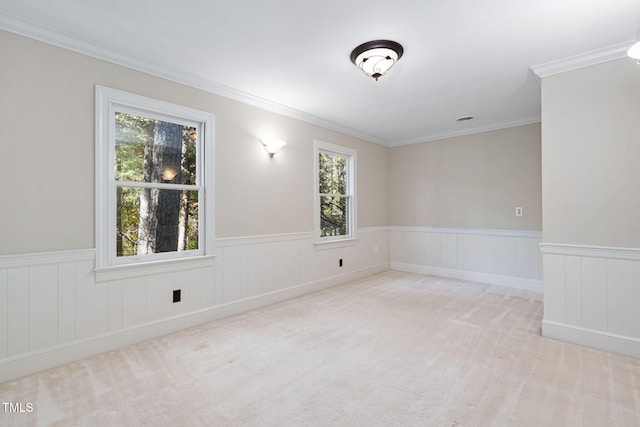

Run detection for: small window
[[314, 140, 356, 242], [96, 86, 214, 272]]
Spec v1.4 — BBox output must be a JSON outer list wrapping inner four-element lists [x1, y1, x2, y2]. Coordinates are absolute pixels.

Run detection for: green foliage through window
[[114, 112, 199, 257], [319, 151, 350, 237]]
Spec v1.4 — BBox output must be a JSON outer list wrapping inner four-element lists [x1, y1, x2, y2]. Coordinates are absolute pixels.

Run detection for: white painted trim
[[540, 243, 640, 261], [173, 228, 386, 248], [358, 226, 390, 233], [313, 140, 357, 244], [215, 232, 314, 247], [391, 262, 543, 293], [542, 320, 640, 359], [0, 11, 387, 147], [0, 227, 389, 269], [0, 12, 547, 148], [95, 86, 215, 271], [313, 238, 358, 251], [95, 255, 217, 282], [0, 262, 389, 383], [219, 231, 384, 250], [390, 226, 542, 239], [0, 249, 95, 269], [530, 40, 634, 79], [389, 117, 541, 147]]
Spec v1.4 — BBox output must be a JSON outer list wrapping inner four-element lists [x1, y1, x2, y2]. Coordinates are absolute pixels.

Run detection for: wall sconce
[[260, 137, 287, 157], [628, 41, 640, 64]]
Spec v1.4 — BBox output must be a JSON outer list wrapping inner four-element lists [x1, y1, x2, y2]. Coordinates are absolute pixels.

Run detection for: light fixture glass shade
[[354, 48, 399, 80], [260, 137, 286, 157], [350, 40, 404, 81], [628, 40, 640, 62]]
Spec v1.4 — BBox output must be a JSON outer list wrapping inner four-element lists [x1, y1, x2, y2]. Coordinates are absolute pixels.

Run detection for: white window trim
[[95, 86, 215, 281], [313, 139, 357, 245]]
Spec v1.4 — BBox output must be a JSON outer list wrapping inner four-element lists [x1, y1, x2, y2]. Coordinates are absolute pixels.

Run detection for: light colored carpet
[[1, 271, 639, 426]]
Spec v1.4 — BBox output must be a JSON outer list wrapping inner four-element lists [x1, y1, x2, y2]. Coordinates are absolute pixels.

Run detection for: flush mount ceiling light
[[628, 40, 640, 64], [350, 40, 404, 81]]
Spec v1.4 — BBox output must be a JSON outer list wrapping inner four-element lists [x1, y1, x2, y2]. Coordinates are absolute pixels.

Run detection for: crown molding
[[0, 10, 579, 148], [530, 40, 635, 79], [0, 10, 388, 146], [388, 116, 541, 147]]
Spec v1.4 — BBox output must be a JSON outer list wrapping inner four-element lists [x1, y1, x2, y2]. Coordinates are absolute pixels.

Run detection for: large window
[[96, 86, 214, 275], [314, 140, 356, 242]]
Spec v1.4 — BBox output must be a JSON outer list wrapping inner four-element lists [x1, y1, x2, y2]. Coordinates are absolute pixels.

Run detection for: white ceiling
[[1, 0, 638, 146]]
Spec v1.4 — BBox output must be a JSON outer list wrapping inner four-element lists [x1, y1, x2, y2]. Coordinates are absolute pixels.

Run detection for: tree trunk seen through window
[[177, 130, 190, 251], [137, 121, 183, 254]]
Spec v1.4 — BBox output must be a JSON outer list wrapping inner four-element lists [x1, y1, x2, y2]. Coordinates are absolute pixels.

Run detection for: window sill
[[95, 254, 217, 282], [313, 237, 358, 251]]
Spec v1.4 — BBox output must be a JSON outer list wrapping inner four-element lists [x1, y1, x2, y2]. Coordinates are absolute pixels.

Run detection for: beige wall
[[0, 30, 389, 255], [389, 124, 542, 230], [541, 58, 640, 248], [0, 28, 546, 257], [539, 57, 640, 357]]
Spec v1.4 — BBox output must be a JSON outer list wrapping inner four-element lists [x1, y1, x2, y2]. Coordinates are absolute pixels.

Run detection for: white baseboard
[[542, 320, 640, 359], [0, 263, 389, 383], [390, 262, 542, 293]]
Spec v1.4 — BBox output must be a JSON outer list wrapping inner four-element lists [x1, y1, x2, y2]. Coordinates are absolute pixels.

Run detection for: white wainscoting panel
[[390, 227, 542, 292], [541, 243, 640, 358], [28, 264, 58, 352], [0, 228, 389, 382], [0, 270, 8, 359], [7, 267, 29, 357]]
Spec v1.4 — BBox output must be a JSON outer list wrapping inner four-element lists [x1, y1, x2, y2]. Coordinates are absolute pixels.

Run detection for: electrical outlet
[[173, 289, 181, 303], [515, 207, 524, 217]]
